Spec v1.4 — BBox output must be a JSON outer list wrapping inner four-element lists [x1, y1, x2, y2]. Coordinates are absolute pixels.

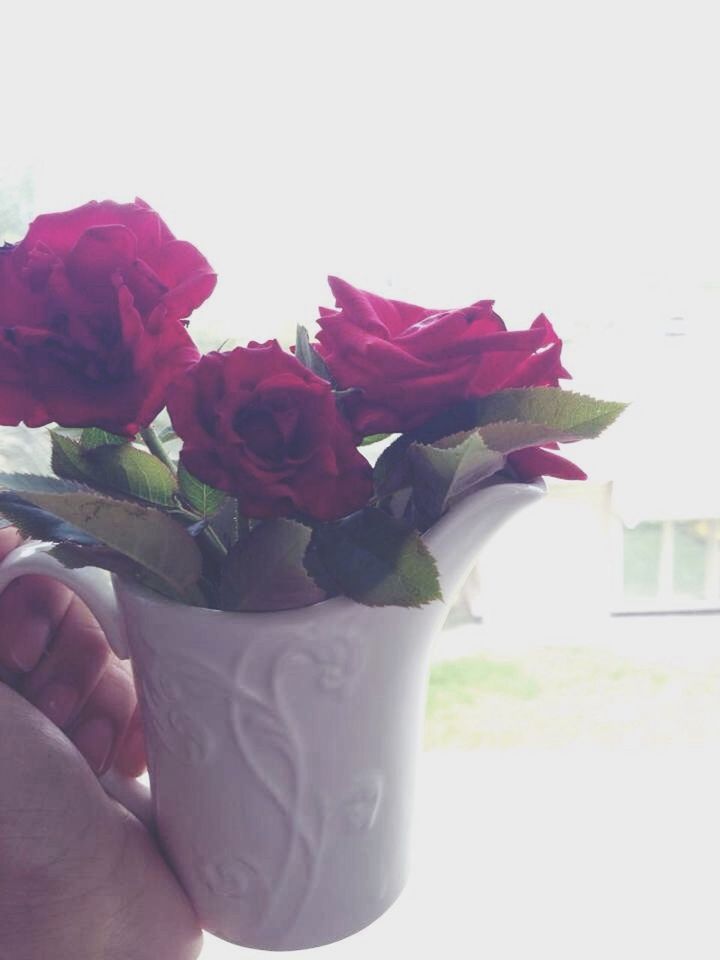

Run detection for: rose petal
[[507, 447, 587, 481]]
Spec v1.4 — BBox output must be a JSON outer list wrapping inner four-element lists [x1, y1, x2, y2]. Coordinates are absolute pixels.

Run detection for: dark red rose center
[[35, 313, 134, 384], [233, 404, 287, 462], [233, 397, 306, 464]]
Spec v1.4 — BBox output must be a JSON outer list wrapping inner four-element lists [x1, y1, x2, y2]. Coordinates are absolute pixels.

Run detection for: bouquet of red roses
[[0, 199, 624, 610]]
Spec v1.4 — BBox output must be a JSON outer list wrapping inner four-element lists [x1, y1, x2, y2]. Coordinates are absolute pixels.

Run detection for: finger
[[20, 593, 111, 730], [0, 525, 23, 561], [114, 703, 148, 777], [0, 574, 74, 673], [68, 659, 138, 774]]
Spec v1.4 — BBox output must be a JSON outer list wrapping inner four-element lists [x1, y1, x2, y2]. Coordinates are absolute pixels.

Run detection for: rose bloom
[[315, 276, 583, 481], [167, 341, 374, 520], [0, 198, 215, 435]]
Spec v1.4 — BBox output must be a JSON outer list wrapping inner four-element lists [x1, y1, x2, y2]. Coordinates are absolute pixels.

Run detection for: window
[[622, 518, 720, 611]]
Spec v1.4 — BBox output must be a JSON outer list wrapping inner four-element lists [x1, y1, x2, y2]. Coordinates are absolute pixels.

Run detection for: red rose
[[0, 198, 216, 435], [315, 276, 570, 435], [167, 341, 373, 520]]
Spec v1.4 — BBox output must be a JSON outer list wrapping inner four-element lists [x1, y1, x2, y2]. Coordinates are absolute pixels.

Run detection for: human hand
[[0, 683, 203, 959], [0, 526, 146, 776], [0, 528, 203, 959]]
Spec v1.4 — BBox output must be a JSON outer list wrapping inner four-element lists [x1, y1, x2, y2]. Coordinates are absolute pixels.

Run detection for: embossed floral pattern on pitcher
[[0, 480, 545, 950]]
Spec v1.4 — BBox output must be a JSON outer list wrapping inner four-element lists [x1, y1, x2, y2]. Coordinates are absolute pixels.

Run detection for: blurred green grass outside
[[424, 645, 720, 749]]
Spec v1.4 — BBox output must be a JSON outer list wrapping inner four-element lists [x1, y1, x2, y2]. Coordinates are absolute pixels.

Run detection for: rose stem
[[236, 504, 250, 542], [197, 527, 229, 570], [140, 427, 229, 587]]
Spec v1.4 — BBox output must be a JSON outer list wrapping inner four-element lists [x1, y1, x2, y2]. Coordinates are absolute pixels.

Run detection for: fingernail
[[8, 617, 51, 671], [73, 717, 115, 775], [34, 683, 79, 728]]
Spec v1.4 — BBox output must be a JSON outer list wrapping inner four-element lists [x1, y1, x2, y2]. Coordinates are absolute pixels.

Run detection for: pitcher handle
[[0, 540, 154, 827]]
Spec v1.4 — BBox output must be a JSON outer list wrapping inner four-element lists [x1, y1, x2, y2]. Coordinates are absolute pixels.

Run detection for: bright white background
[[3, 1, 720, 957], [4, 0, 720, 352]]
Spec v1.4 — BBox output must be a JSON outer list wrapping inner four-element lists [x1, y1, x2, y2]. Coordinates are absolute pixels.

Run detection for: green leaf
[[406, 418, 599, 528], [49, 542, 185, 601], [50, 432, 97, 484], [472, 419, 583, 452], [85, 444, 178, 507], [408, 431, 506, 526], [295, 325, 333, 382], [374, 388, 626, 501], [219, 518, 326, 612], [305, 508, 442, 608], [0, 473, 88, 495], [50, 542, 125, 571], [0, 474, 114, 544], [51, 433, 178, 507], [178, 462, 228, 518], [81, 428, 129, 450], [0, 492, 102, 545], [378, 486, 414, 522], [0, 490, 203, 603], [469, 389, 627, 438], [359, 433, 391, 446], [373, 438, 413, 500], [396, 388, 624, 453], [0, 475, 110, 547]]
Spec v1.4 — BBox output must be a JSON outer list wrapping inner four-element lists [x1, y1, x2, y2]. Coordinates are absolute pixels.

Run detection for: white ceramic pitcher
[[0, 480, 543, 950]]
